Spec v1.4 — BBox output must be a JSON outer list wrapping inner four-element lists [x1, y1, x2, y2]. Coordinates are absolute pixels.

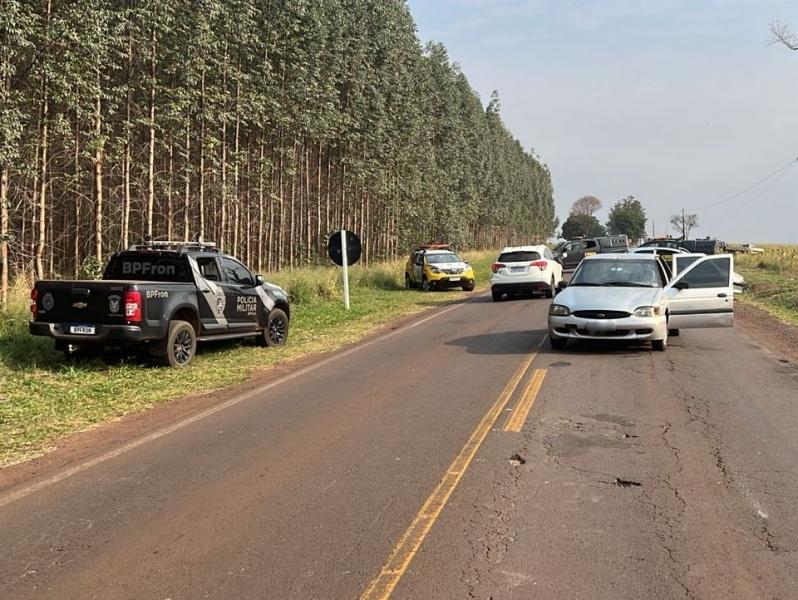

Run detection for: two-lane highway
[[1, 293, 797, 599]]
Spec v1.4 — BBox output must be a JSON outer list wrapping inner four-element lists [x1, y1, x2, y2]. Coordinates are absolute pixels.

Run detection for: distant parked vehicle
[[490, 245, 563, 301], [404, 245, 475, 292], [553, 235, 628, 269]]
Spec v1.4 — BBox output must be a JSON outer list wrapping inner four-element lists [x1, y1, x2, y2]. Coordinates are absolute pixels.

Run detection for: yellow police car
[[404, 245, 475, 292]]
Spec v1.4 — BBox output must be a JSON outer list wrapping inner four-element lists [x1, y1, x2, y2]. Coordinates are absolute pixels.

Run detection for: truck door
[[193, 256, 227, 334], [413, 252, 424, 283], [666, 255, 734, 329], [563, 242, 585, 269], [219, 257, 260, 331]]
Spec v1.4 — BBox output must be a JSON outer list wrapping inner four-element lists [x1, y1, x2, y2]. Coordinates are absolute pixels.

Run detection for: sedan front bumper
[[548, 314, 667, 341]]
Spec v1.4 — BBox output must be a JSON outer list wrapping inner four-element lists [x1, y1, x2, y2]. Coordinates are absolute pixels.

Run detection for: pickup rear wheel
[[258, 308, 289, 347], [153, 320, 196, 367]]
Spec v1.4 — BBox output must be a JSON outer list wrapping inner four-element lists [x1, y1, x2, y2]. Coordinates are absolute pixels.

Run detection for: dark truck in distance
[[29, 241, 290, 367], [552, 235, 628, 269]]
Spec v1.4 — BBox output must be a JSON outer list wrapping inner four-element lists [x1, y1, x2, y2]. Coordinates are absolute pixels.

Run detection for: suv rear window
[[104, 253, 192, 282], [498, 251, 541, 263]]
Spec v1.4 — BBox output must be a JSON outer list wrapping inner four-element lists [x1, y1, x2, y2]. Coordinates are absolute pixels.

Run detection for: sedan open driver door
[[666, 255, 734, 329]]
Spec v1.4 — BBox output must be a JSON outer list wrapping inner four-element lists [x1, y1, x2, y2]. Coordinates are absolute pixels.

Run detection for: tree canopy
[[561, 214, 605, 239], [570, 195, 601, 217], [606, 196, 647, 241]]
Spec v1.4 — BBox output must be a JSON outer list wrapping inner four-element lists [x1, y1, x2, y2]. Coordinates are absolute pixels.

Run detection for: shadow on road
[[447, 330, 652, 357]]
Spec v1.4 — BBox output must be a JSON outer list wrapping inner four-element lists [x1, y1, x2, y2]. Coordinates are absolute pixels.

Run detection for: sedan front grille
[[572, 310, 631, 319]]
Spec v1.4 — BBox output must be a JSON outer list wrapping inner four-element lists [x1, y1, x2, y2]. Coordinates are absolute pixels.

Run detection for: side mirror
[[673, 280, 689, 290], [255, 274, 265, 286], [556, 281, 568, 293]]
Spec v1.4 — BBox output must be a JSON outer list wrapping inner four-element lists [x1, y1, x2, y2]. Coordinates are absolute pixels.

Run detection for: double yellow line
[[360, 341, 547, 600]]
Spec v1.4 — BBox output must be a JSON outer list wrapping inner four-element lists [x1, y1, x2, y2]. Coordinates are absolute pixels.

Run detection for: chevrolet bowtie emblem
[[73, 301, 88, 309]]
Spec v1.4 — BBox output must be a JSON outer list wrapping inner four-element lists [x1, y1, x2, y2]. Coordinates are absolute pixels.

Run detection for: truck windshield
[[426, 253, 462, 264], [104, 254, 192, 282], [570, 259, 663, 288]]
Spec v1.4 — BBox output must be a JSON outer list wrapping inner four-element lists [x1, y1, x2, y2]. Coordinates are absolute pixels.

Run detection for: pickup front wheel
[[258, 308, 289, 347], [153, 320, 197, 367]]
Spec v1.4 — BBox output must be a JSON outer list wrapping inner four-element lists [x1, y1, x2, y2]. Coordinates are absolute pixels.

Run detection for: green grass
[[735, 245, 798, 326], [0, 251, 496, 466]]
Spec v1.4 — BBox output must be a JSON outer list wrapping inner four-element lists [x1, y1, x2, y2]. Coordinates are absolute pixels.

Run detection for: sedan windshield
[[570, 259, 663, 288], [426, 252, 462, 264]]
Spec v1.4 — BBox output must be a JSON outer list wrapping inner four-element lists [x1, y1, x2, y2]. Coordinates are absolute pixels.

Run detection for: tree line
[[0, 0, 556, 306]]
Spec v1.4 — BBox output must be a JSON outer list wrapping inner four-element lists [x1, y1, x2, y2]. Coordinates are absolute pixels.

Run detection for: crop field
[[0, 251, 496, 466], [736, 245, 798, 325]]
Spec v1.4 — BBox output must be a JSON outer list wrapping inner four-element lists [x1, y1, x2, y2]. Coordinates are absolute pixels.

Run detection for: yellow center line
[[503, 368, 547, 432], [359, 339, 544, 600]]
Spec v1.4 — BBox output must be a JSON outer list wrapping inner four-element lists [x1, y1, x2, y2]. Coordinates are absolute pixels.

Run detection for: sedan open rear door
[[666, 255, 734, 329]]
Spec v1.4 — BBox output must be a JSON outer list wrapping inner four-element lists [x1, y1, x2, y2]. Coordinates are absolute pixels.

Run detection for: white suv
[[491, 245, 563, 302]]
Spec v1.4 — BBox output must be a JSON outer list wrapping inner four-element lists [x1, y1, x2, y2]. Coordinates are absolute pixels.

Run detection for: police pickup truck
[[29, 241, 290, 367]]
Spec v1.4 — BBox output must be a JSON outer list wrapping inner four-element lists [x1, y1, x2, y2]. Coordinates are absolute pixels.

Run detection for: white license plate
[[510, 266, 527, 273], [449, 277, 460, 282], [69, 325, 96, 335]]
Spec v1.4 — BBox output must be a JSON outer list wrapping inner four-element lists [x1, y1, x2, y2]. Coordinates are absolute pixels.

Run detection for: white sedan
[[548, 253, 735, 351], [490, 245, 563, 301]]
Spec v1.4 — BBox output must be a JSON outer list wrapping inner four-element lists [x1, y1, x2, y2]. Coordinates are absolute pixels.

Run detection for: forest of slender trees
[[0, 0, 556, 306]]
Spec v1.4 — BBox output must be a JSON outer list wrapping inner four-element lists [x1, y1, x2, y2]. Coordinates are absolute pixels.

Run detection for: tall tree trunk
[[35, 93, 49, 279], [198, 65, 206, 240], [167, 142, 174, 240], [0, 165, 8, 308], [122, 12, 132, 249], [183, 121, 191, 241], [146, 27, 157, 238], [94, 84, 104, 265], [257, 138, 265, 273], [73, 112, 81, 276]]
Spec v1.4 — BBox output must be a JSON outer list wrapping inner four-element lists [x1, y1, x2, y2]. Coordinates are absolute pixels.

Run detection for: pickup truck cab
[[29, 241, 290, 367]]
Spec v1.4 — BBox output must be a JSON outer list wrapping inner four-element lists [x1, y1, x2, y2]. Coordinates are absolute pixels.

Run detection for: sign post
[[328, 229, 362, 311], [341, 229, 350, 310]]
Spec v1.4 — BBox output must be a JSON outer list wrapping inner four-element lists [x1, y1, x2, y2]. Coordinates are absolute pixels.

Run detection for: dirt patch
[[736, 301, 798, 364]]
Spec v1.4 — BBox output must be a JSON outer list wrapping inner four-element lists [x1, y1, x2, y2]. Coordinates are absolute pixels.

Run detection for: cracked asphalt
[[1, 294, 797, 599]]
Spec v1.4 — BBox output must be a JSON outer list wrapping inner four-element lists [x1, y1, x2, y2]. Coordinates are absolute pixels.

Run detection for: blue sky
[[406, 0, 798, 242]]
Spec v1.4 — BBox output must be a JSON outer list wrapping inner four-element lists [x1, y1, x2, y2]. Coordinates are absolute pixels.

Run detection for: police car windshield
[[426, 252, 462, 264], [104, 253, 192, 282], [570, 259, 663, 288]]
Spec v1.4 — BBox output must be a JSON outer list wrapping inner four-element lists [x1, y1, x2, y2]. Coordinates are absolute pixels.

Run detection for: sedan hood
[[555, 286, 662, 312]]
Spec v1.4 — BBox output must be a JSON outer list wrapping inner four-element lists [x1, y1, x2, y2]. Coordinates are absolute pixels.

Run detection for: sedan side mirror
[[673, 280, 689, 290], [556, 281, 568, 293], [255, 274, 265, 286]]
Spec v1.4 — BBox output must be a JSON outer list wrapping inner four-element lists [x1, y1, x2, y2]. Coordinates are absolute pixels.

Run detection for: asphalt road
[[1, 293, 797, 599]]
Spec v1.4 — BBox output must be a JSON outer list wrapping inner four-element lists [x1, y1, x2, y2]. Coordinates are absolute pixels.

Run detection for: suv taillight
[[30, 288, 38, 317], [491, 263, 506, 273], [530, 260, 548, 271], [124, 290, 142, 323]]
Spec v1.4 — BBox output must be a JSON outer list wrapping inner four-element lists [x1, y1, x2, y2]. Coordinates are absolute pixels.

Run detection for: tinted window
[[498, 251, 541, 263], [570, 259, 663, 288], [104, 253, 191, 282], [196, 257, 221, 281], [680, 258, 729, 288], [220, 257, 254, 286], [584, 240, 597, 250], [674, 255, 700, 274]]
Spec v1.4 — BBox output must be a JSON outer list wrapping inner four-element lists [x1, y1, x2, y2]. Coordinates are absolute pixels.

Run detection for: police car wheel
[[154, 320, 196, 367], [260, 308, 289, 347]]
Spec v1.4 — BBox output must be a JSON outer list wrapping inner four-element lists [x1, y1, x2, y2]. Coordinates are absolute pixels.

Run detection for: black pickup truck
[[29, 241, 290, 367]]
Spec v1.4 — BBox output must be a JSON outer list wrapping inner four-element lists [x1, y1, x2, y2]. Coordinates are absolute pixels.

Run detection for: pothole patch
[[508, 453, 526, 466]]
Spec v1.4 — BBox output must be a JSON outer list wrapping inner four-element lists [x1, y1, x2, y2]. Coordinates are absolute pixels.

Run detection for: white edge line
[[0, 294, 488, 509]]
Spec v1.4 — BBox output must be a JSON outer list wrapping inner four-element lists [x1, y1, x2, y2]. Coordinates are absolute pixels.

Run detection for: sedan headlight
[[633, 305, 662, 317], [549, 304, 571, 316]]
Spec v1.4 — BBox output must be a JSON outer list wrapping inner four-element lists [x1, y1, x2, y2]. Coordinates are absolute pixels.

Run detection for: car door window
[[220, 258, 254, 286], [678, 257, 730, 288], [196, 256, 221, 281]]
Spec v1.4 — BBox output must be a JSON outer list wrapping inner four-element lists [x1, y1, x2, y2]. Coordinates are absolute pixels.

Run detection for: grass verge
[[736, 245, 798, 326], [0, 251, 496, 467]]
